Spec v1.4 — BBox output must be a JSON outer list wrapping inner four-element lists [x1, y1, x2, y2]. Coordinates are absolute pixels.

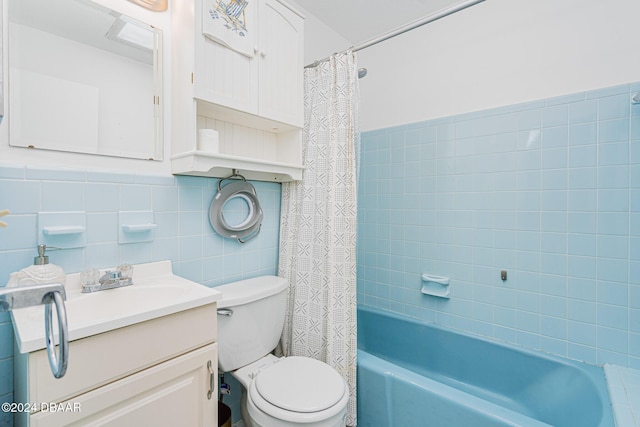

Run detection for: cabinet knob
[[260, 50, 267, 58]]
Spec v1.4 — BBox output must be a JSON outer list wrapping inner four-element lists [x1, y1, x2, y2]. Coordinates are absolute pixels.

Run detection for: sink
[[66, 285, 190, 326], [10, 261, 221, 353]]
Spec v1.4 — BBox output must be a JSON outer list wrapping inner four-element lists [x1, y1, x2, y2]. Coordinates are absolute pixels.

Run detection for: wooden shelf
[[171, 150, 304, 182]]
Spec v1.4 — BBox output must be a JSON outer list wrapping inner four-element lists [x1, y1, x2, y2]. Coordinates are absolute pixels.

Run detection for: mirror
[[7, 0, 162, 160]]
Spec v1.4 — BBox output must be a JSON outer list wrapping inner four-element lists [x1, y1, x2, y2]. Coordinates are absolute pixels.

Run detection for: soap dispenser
[[10, 245, 67, 286]]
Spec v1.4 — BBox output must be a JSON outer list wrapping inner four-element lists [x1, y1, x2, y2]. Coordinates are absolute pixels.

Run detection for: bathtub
[[357, 307, 613, 427]]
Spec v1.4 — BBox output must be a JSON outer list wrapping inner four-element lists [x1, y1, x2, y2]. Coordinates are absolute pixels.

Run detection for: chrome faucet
[[82, 265, 133, 293]]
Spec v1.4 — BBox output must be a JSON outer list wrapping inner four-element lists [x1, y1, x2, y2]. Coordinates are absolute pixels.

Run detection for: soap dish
[[421, 274, 450, 299]]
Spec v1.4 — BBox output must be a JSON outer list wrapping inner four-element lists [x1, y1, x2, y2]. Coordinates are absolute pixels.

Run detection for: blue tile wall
[[0, 166, 281, 424], [357, 82, 640, 368]]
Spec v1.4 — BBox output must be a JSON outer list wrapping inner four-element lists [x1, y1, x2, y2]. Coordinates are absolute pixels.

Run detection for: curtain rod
[[304, 0, 486, 69]]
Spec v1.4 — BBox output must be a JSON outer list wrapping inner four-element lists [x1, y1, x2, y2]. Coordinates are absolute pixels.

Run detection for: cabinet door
[[258, 0, 304, 127], [195, 0, 259, 114], [30, 344, 218, 427]]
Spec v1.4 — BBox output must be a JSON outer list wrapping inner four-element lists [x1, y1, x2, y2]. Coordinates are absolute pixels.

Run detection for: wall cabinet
[[195, 0, 303, 127], [171, 0, 305, 182], [14, 304, 218, 426]]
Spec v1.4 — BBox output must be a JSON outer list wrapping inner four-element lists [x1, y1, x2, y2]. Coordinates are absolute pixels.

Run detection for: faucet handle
[[108, 270, 122, 280], [118, 264, 133, 279], [99, 269, 121, 285]]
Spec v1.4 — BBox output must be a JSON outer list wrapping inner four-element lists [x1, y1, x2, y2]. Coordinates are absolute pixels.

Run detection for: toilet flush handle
[[217, 308, 233, 316]]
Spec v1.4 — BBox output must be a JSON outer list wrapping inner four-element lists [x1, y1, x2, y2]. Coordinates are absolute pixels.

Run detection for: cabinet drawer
[[22, 303, 217, 405], [30, 343, 218, 427]]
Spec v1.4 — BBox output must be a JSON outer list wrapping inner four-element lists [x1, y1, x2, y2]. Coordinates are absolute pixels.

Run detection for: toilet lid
[[253, 356, 346, 413]]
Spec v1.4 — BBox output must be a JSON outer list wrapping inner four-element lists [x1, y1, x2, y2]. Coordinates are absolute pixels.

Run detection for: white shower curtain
[[278, 50, 359, 426]]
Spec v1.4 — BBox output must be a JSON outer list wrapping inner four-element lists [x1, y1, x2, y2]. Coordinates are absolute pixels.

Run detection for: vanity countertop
[[11, 260, 221, 353]]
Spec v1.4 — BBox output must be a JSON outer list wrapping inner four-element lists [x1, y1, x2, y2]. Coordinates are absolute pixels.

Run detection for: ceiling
[[286, 0, 474, 46]]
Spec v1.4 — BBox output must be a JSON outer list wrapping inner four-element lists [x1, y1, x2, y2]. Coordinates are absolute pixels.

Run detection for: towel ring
[[209, 174, 263, 243]]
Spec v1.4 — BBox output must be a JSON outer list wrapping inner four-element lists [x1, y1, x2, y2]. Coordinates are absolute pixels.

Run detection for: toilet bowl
[[231, 354, 348, 427], [215, 276, 349, 427]]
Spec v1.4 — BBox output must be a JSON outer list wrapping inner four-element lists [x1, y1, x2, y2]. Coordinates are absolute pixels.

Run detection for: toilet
[[216, 276, 349, 427]]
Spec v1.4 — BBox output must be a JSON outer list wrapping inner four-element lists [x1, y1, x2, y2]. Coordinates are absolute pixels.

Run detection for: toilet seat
[[248, 356, 349, 423]]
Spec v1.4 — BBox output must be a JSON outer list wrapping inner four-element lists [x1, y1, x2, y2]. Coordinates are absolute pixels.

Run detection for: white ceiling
[[286, 0, 474, 46]]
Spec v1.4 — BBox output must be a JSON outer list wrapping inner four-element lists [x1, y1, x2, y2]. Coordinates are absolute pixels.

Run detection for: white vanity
[[10, 261, 221, 427]]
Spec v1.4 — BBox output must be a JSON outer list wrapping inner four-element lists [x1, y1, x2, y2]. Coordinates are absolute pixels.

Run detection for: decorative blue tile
[[598, 213, 629, 235], [598, 281, 629, 307], [568, 256, 596, 279], [599, 165, 629, 189], [42, 181, 84, 211], [26, 166, 87, 182], [597, 326, 628, 354], [543, 105, 568, 128], [598, 304, 628, 329], [0, 324, 13, 360], [599, 141, 630, 166], [599, 119, 630, 143], [568, 233, 596, 256], [516, 108, 541, 130], [568, 299, 596, 323], [568, 190, 598, 212], [86, 213, 118, 243], [0, 163, 25, 179], [586, 84, 629, 99], [568, 321, 597, 346], [599, 94, 630, 121], [120, 185, 152, 211], [569, 100, 597, 124], [543, 126, 569, 150], [598, 189, 629, 212], [85, 183, 118, 212], [0, 215, 37, 251], [0, 180, 41, 214], [597, 258, 629, 283], [541, 147, 568, 169], [569, 122, 597, 146], [569, 146, 597, 168], [0, 359, 13, 396], [598, 235, 628, 259]]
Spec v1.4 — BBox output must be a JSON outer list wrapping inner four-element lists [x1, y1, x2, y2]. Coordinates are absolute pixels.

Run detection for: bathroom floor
[[232, 420, 245, 427]]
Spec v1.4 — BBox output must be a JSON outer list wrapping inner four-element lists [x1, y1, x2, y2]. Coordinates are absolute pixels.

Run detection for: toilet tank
[[215, 276, 288, 372]]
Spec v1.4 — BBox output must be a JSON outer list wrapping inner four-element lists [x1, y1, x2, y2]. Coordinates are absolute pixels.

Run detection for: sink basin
[[11, 261, 221, 353], [66, 285, 190, 326]]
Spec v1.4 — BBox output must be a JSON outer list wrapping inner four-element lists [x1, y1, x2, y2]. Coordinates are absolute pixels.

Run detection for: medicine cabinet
[[7, 0, 163, 160]]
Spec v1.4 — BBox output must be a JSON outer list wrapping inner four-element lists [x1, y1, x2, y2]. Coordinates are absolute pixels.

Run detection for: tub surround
[[358, 81, 640, 369]]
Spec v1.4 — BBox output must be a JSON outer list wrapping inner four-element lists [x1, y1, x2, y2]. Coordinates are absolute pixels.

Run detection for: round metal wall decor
[[209, 178, 263, 243]]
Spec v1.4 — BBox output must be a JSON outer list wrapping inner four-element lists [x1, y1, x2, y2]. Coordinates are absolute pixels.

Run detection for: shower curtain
[[278, 50, 359, 426]]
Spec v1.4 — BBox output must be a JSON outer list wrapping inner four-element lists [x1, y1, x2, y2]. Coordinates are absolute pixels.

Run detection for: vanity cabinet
[[171, 0, 305, 182], [14, 303, 218, 426]]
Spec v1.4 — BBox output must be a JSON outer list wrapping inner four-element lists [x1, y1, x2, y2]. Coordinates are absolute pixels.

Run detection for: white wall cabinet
[[14, 304, 218, 427], [171, 0, 305, 182], [195, 0, 303, 127]]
